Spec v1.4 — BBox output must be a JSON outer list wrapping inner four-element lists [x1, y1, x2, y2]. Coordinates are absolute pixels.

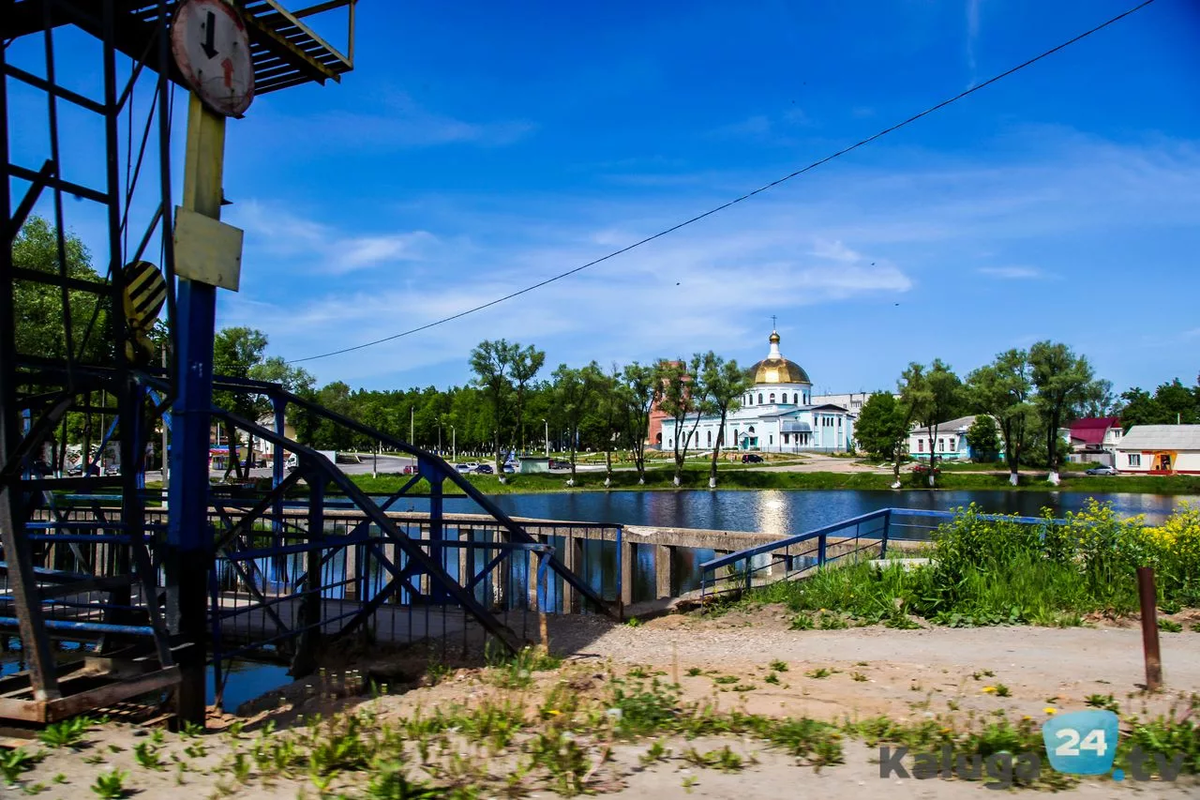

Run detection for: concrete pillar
[[528, 549, 540, 611], [343, 544, 358, 601], [491, 538, 508, 611], [458, 532, 472, 593], [562, 532, 582, 613], [655, 544, 674, 600], [619, 539, 634, 609]]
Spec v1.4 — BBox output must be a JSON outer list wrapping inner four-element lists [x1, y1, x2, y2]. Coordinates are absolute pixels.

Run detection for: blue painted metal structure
[[699, 507, 1068, 602]]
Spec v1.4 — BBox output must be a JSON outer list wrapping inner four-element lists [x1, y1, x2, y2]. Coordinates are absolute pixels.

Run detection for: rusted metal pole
[[1137, 567, 1162, 691]]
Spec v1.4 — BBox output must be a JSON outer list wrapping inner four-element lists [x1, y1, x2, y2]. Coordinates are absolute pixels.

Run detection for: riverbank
[[336, 468, 1200, 497], [5, 621, 1197, 798]]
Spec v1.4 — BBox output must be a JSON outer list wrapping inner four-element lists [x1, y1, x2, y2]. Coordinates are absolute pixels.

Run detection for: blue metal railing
[[698, 506, 1068, 603]]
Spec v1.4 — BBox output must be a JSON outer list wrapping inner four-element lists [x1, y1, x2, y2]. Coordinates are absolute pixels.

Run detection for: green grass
[[732, 501, 1200, 626], [313, 469, 1200, 497]]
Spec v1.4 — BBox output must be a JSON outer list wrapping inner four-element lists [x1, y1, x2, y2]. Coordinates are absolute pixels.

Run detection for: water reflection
[[418, 488, 1195, 534]]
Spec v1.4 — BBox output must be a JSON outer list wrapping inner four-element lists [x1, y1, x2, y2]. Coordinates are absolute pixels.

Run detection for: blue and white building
[[659, 330, 855, 454]]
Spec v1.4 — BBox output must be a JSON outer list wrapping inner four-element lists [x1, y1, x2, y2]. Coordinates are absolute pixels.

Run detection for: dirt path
[[6, 617, 1198, 799], [548, 611, 1200, 724]]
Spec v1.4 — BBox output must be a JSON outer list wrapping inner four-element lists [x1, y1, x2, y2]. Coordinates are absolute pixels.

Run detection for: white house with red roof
[[1062, 416, 1124, 464]]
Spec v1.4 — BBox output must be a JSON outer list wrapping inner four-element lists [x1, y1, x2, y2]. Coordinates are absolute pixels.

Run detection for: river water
[[392, 488, 1197, 602], [4, 489, 1194, 707], [422, 488, 1195, 535]]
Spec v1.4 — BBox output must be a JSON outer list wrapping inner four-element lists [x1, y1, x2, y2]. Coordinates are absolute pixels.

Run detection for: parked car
[[741, 453, 764, 463], [911, 463, 941, 476], [454, 463, 473, 473], [1085, 465, 1118, 476], [502, 463, 515, 474], [402, 465, 416, 474], [473, 464, 494, 474]]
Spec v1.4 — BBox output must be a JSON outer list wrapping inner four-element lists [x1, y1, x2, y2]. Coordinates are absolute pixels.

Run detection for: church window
[[769, 435, 774, 444], [769, 393, 775, 403], [793, 393, 798, 404], [758, 393, 763, 404], [707, 430, 712, 446], [918, 439, 924, 452], [783, 433, 789, 444]]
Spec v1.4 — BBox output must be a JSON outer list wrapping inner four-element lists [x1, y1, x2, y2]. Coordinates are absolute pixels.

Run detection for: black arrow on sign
[[201, 10, 218, 59]]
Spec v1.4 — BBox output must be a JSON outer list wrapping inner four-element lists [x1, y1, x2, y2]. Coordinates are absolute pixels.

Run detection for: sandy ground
[[5, 615, 1198, 799]]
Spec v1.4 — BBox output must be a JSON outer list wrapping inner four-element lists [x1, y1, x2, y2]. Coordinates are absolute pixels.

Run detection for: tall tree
[[656, 359, 699, 486], [697, 352, 750, 489], [1029, 341, 1095, 485], [213, 327, 269, 479], [899, 359, 962, 486], [13, 215, 111, 363], [592, 363, 629, 487], [967, 349, 1035, 486], [552, 363, 598, 486], [510, 344, 546, 454], [854, 392, 910, 466], [622, 362, 658, 485], [469, 339, 518, 480], [965, 415, 1001, 462]]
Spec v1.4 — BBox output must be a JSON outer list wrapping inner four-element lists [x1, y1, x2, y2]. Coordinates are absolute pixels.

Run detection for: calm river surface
[[422, 489, 1195, 534], [3, 489, 1195, 708], [390, 489, 1197, 601]]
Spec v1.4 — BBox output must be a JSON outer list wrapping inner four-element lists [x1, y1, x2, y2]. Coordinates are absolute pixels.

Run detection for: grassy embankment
[[729, 501, 1200, 629], [333, 467, 1200, 497]]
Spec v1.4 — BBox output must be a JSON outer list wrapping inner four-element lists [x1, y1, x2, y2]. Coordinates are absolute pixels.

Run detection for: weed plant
[[742, 501, 1200, 627]]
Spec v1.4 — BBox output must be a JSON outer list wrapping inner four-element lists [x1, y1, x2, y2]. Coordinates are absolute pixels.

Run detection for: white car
[[455, 462, 479, 473]]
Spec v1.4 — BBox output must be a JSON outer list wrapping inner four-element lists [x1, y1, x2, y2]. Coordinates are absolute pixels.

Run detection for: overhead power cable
[[288, 0, 1155, 365]]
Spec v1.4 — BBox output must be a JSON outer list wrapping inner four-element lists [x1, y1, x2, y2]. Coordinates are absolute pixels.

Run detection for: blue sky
[[10, 1, 1200, 395]]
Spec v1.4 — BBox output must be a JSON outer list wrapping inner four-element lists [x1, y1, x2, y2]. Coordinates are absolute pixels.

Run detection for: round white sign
[[171, 0, 255, 117]]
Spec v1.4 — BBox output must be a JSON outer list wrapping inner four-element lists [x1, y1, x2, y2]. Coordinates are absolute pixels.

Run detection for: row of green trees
[[461, 342, 752, 487], [853, 343, 1182, 486], [210, 329, 753, 488]]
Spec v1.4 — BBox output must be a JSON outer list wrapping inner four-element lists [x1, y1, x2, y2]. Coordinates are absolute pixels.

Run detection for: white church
[[659, 330, 856, 454]]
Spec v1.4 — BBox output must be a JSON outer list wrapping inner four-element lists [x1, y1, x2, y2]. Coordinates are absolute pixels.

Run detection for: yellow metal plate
[[173, 205, 243, 291]]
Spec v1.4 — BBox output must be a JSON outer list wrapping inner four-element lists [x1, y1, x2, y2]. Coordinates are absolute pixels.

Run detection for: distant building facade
[[907, 415, 999, 462], [1062, 416, 1124, 466], [659, 330, 855, 454], [1115, 425, 1200, 474]]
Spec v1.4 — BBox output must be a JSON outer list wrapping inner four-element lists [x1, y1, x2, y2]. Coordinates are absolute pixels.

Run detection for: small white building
[[659, 330, 855, 454], [908, 415, 978, 462], [1115, 425, 1200, 474]]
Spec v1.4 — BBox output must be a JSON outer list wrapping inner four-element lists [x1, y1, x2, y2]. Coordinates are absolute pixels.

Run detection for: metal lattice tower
[[1, 0, 357, 724]]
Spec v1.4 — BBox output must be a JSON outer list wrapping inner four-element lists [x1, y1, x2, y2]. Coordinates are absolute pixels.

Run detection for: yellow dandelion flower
[[1043, 707, 1057, 715], [982, 686, 997, 694], [547, 709, 562, 716]]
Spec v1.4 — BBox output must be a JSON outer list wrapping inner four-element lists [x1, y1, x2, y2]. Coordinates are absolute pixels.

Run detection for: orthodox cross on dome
[[770, 314, 777, 330]]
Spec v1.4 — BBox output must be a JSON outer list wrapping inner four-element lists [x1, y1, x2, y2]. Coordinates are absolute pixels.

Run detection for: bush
[[738, 501, 1200, 625]]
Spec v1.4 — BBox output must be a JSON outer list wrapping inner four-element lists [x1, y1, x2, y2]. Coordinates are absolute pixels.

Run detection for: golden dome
[[749, 330, 811, 385]]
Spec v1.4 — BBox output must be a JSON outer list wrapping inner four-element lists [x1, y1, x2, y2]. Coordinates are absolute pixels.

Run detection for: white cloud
[[260, 92, 535, 151], [977, 266, 1046, 280], [217, 126, 1200, 388], [231, 201, 438, 275]]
